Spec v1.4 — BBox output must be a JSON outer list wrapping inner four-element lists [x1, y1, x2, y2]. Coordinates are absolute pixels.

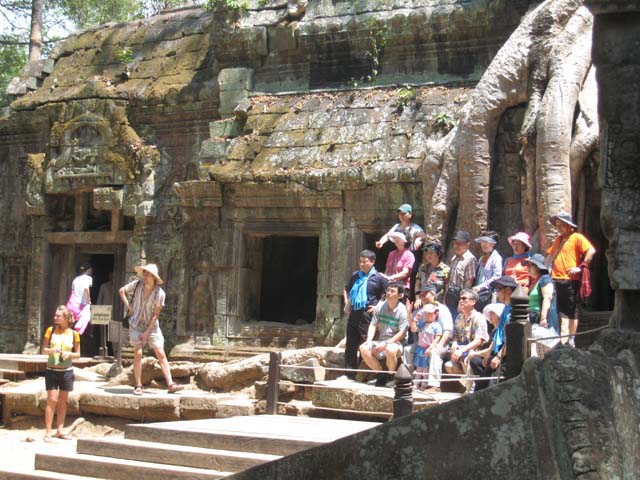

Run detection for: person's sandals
[[133, 385, 143, 396], [43, 435, 55, 443], [54, 433, 73, 440], [167, 383, 184, 393]]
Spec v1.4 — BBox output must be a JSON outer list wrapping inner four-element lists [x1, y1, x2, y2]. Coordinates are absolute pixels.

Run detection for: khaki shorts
[[130, 329, 164, 349]]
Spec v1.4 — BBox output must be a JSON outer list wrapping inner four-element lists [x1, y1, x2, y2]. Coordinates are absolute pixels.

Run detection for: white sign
[[92, 305, 112, 325]]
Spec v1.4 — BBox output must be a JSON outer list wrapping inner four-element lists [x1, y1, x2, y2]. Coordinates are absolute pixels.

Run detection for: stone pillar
[[586, 1, 640, 330]]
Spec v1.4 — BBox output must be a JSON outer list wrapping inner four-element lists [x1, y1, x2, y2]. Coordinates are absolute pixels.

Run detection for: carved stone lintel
[[93, 187, 124, 210]]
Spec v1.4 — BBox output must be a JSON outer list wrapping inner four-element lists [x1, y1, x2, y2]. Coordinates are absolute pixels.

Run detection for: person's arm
[[489, 345, 506, 370], [438, 329, 451, 348], [407, 300, 418, 333], [84, 287, 91, 305], [41, 328, 53, 355], [140, 304, 162, 344], [469, 341, 493, 361], [375, 225, 397, 249], [343, 288, 351, 314], [426, 333, 442, 354], [540, 282, 554, 327], [365, 322, 377, 344], [119, 283, 134, 315], [463, 257, 477, 288], [61, 332, 81, 361]]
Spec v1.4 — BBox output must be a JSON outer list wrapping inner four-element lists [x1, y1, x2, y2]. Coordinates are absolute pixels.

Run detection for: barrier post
[[266, 351, 282, 415], [393, 364, 414, 419], [505, 285, 531, 380]]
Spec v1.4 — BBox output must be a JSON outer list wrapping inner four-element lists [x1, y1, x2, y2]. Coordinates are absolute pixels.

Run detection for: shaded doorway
[[259, 237, 318, 324]]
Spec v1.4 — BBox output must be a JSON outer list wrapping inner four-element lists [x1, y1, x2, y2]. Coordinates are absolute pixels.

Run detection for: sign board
[[91, 305, 112, 325]]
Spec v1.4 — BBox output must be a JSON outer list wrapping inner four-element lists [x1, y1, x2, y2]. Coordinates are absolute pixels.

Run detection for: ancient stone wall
[[0, 1, 538, 352]]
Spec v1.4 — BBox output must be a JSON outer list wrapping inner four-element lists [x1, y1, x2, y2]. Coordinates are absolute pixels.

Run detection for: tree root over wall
[[423, 0, 599, 251]]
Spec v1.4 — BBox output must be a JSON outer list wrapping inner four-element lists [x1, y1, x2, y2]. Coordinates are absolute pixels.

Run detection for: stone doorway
[[43, 245, 126, 357], [259, 236, 319, 325]]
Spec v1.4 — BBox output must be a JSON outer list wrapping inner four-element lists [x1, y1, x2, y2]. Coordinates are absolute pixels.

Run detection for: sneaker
[[422, 386, 441, 393], [336, 375, 352, 382], [568, 337, 575, 347], [374, 373, 388, 387]]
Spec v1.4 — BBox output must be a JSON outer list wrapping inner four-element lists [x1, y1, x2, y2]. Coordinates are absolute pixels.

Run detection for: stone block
[[280, 358, 326, 384], [220, 90, 250, 118], [79, 388, 180, 421], [268, 26, 298, 52], [200, 139, 230, 160], [218, 68, 255, 92], [209, 119, 243, 139], [92, 187, 124, 210], [253, 380, 296, 400]]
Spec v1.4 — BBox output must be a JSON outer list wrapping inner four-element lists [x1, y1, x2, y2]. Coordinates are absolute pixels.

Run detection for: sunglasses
[[459, 296, 473, 301]]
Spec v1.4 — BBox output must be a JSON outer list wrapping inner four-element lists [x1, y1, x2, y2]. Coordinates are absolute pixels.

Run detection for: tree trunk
[[29, 0, 44, 63], [422, 0, 595, 250], [534, 7, 593, 248]]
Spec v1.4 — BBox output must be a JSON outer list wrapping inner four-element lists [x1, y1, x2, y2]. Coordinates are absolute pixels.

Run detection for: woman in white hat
[[382, 231, 415, 290], [503, 231, 532, 293], [119, 264, 183, 395]]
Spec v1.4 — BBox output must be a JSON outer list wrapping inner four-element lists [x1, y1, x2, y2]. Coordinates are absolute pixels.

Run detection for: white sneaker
[[336, 375, 351, 381]]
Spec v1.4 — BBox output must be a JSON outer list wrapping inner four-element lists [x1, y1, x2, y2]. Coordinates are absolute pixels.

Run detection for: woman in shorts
[[42, 305, 80, 442], [119, 263, 183, 395]]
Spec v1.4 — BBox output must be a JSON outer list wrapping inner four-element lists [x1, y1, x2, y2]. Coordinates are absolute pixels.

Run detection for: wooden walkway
[[0, 354, 103, 379], [1, 415, 381, 479]]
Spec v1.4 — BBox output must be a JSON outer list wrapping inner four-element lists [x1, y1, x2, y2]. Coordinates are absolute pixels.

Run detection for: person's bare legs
[[44, 389, 58, 439], [133, 343, 144, 387], [384, 345, 400, 371], [568, 318, 578, 347], [153, 346, 173, 386], [359, 345, 382, 372], [55, 390, 69, 436]]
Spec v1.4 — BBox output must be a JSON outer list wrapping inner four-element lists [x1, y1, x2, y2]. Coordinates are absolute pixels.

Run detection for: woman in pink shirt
[[383, 231, 415, 290]]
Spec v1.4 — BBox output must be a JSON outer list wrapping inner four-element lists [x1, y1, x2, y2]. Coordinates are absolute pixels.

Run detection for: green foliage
[[54, 0, 143, 29], [432, 112, 456, 134], [117, 47, 134, 63], [351, 18, 387, 87], [395, 85, 416, 113], [0, 37, 27, 108], [205, 0, 249, 11]]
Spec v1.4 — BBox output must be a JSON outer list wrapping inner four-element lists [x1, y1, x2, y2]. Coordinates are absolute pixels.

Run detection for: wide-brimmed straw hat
[[508, 231, 532, 249], [135, 263, 164, 284]]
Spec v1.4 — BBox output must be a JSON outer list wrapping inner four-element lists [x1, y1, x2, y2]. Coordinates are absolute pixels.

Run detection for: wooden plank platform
[[0, 354, 103, 374]]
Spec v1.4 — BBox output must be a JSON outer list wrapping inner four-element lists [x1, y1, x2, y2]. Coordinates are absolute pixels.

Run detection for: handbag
[[121, 280, 141, 329]]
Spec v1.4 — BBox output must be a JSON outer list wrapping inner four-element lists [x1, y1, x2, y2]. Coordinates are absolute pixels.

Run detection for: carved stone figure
[[189, 260, 216, 334]]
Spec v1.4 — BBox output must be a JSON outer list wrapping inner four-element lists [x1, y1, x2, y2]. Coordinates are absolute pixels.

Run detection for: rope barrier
[[278, 364, 478, 377], [527, 324, 608, 343]]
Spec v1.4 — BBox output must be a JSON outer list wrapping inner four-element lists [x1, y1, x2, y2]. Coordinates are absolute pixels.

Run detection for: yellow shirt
[[547, 232, 594, 280], [44, 326, 79, 369]]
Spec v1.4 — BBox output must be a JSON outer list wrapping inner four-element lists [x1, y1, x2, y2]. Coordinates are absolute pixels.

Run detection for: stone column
[[586, 1, 640, 330]]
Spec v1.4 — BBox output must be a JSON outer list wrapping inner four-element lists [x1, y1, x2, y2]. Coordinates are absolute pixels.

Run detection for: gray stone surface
[[229, 330, 640, 479], [279, 358, 325, 383]]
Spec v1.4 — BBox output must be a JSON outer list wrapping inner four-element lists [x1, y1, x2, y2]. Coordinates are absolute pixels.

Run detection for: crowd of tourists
[[343, 204, 596, 392]]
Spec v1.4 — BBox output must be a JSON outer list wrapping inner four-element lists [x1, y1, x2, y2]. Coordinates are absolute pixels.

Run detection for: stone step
[[76, 437, 280, 472], [125, 422, 324, 456], [0, 368, 27, 381], [0, 468, 103, 480], [34, 452, 231, 480], [124, 415, 377, 456]]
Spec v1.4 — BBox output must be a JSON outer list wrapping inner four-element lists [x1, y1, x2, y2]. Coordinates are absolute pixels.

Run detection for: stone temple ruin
[[0, 0, 636, 357]]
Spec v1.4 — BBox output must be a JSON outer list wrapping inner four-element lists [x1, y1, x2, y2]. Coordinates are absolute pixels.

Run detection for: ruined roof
[[7, 0, 530, 110], [201, 84, 471, 187]]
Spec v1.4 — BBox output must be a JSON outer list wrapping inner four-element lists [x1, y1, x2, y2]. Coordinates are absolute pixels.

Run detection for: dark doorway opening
[[75, 253, 115, 356], [363, 232, 394, 274], [259, 236, 318, 324]]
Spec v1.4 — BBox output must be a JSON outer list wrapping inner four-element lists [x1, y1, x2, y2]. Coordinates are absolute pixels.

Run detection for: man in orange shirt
[[546, 213, 595, 346]]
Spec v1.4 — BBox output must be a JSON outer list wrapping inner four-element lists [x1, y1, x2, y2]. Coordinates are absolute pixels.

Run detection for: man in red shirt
[[546, 213, 595, 347]]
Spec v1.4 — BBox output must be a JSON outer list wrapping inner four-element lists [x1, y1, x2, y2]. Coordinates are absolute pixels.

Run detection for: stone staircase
[[1, 415, 379, 479]]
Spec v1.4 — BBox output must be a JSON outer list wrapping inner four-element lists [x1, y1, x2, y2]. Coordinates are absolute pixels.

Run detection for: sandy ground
[[0, 414, 128, 472]]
